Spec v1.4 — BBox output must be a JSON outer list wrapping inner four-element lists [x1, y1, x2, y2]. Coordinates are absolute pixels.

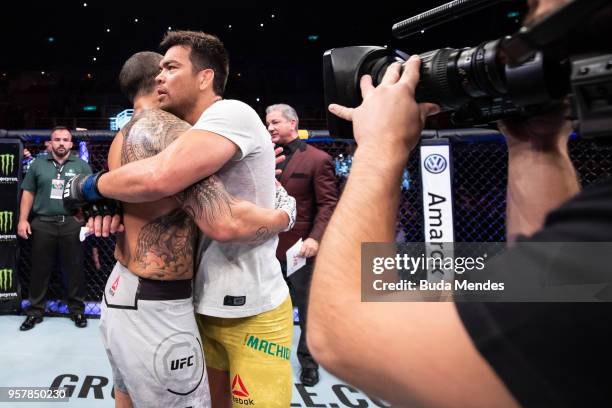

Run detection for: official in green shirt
[[17, 126, 92, 331], [21, 149, 92, 216]]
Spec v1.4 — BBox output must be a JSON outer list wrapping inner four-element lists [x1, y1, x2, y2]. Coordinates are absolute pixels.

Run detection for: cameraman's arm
[[499, 107, 579, 243], [308, 58, 517, 407]]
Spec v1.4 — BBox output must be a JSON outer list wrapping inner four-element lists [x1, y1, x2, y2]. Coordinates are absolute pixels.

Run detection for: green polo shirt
[[21, 154, 92, 216]]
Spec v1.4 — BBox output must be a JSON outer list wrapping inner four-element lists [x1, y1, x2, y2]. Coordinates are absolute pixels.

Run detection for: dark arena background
[[1, 1, 611, 407]]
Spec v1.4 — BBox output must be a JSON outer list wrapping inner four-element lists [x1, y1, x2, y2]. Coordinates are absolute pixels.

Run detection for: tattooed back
[[111, 109, 196, 280]]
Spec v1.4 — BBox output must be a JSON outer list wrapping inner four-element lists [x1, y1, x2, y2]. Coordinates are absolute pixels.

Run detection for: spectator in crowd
[[22, 141, 52, 174]]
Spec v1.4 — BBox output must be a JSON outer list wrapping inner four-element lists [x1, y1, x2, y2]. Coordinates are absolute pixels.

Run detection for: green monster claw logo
[[0, 211, 13, 233], [0, 269, 13, 291], [0, 154, 15, 175]]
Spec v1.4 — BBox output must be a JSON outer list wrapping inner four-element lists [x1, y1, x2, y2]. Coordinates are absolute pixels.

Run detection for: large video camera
[[323, 0, 612, 138]]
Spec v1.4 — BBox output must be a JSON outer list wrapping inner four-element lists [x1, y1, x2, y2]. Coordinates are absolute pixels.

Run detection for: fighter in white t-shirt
[[192, 99, 289, 318], [192, 99, 294, 408]]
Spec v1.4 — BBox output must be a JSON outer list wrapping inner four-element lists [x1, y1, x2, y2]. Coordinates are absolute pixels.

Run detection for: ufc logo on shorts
[[170, 355, 194, 370]]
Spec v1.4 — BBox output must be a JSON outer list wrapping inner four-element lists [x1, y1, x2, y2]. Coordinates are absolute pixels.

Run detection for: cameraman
[[308, 0, 612, 406]]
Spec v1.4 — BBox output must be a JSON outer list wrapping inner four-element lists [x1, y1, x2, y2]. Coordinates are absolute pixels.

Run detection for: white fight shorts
[[100, 262, 210, 408]]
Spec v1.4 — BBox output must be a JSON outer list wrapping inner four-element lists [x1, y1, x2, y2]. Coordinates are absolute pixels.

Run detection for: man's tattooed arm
[[177, 175, 236, 224], [123, 109, 290, 245], [121, 109, 189, 166], [252, 227, 275, 243], [176, 175, 289, 245]]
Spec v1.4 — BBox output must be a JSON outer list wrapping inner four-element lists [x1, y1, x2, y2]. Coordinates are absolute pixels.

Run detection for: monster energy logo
[[0, 211, 13, 233], [0, 269, 13, 291], [0, 154, 15, 175]]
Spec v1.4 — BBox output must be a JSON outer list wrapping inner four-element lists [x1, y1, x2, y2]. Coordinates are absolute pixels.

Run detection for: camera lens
[[412, 40, 506, 111], [455, 40, 506, 98], [324, 40, 566, 133], [416, 48, 466, 110], [363, 52, 407, 86]]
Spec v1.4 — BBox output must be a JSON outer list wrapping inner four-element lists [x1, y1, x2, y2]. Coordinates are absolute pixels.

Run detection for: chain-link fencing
[[13, 133, 612, 316]]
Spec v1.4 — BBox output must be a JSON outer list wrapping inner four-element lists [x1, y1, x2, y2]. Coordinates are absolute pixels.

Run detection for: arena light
[[110, 109, 134, 131]]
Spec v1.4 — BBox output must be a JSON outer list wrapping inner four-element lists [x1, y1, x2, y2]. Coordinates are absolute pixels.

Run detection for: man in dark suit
[[265, 103, 338, 386]]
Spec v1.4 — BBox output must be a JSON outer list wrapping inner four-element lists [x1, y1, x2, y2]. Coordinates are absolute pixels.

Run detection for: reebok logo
[[231, 374, 254, 405], [109, 276, 120, 296]]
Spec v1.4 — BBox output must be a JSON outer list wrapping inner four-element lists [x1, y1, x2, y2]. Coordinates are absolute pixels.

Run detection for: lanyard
[[52, 161, 65, 180]]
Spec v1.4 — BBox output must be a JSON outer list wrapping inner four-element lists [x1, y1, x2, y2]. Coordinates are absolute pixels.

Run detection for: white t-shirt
[[191, 99, 289, 318]]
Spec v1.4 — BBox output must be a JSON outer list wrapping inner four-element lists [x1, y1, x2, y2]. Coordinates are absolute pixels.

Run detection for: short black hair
[[119, 51, 163, 103], [50, 126, 71, 139], [51, 125, 70, 133], [160, 30, 229, 96]]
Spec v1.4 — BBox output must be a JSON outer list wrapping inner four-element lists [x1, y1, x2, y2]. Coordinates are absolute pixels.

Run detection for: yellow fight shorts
[[196, 296, 293, 407]]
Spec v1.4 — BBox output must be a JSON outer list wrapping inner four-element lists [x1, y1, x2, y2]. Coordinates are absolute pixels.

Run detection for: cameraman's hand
[[498, 101, 573, 154], [499, 101, 578, 242], [329, 55, 439, 155]]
